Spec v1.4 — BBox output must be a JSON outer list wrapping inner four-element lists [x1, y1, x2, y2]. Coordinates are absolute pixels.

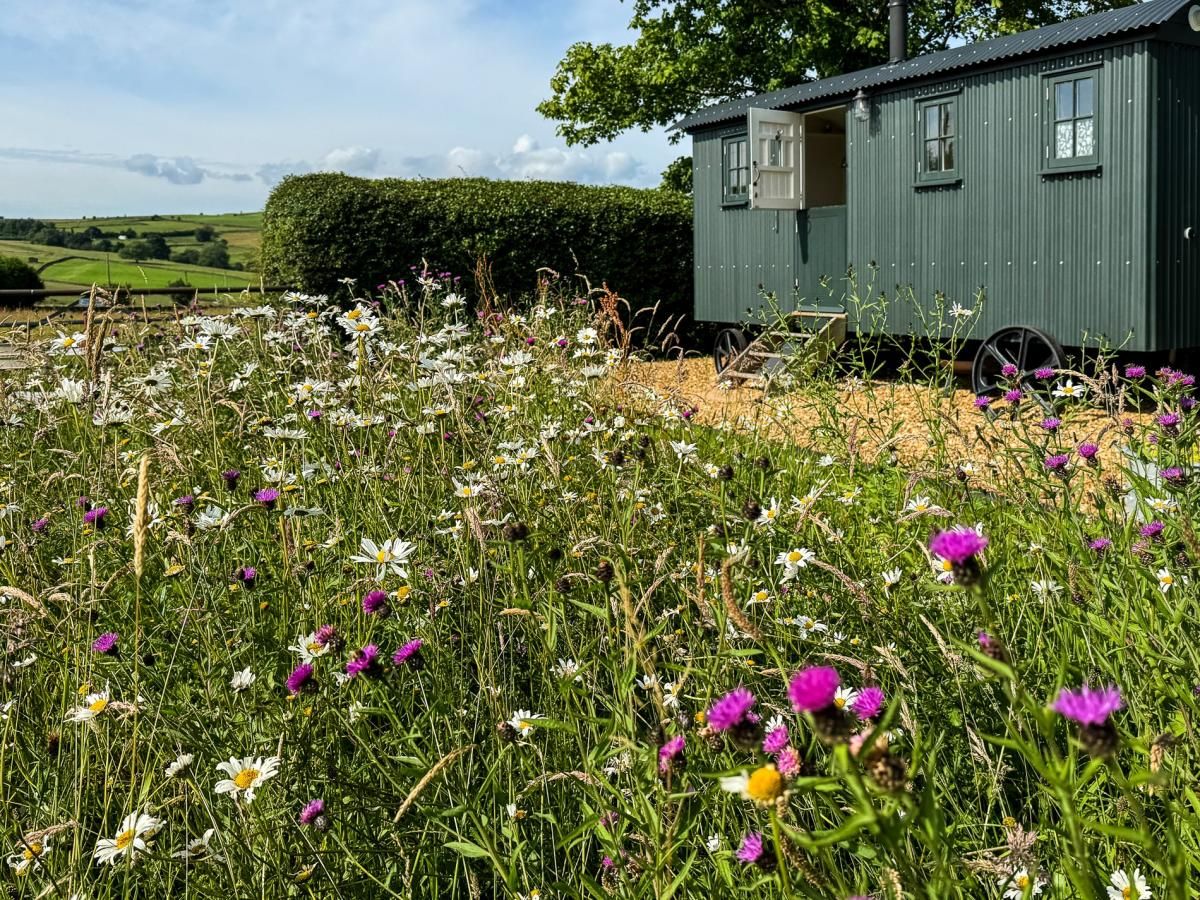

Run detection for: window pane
[[925, 139, 942, 172], [1055, 122, 1075, 158], [1075, 118, 1095, 156], [940, 102, 955, 138], [925, 106, 941, 139], [942, 137, 955, 172], [1055, 81, 1074, 120], [1075, 77, 1094, 117], [768, 139, 781, 167]]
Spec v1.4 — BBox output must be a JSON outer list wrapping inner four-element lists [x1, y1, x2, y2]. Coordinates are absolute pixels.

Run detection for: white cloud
[[0, 0, 674, 215]]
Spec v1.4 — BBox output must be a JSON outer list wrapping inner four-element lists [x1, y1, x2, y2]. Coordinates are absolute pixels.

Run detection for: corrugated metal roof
[[674, 0, 1192, 132]]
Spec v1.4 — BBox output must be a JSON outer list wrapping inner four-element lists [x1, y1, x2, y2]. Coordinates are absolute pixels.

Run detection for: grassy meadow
[[0, 213, 261, 292], [0, 277, 1198, 899]]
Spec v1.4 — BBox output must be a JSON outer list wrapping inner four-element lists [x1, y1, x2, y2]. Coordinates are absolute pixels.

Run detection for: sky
[[0, 0, 680, 218]]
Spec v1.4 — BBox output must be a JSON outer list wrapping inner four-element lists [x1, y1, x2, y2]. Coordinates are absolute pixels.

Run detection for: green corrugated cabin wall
[[1152, 36, 1200, 350], [692, 41, 1167, 351], [846, 42, 1154, 350]]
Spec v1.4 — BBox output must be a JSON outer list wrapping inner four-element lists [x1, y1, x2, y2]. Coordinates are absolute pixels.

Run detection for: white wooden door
[[748, 107, 805, 209]]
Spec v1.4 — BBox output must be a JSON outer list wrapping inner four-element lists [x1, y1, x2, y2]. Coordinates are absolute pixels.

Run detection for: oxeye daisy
[[1000, 868, 1042, 899], [351, 536, 416, 580], [93, 811, 163, 866], [832, 686, 860, 711], [66, 691, 110, 723], [720, 764, 782, 805], [1106, 868, 1151, 900], [214, 755, 281, 804]]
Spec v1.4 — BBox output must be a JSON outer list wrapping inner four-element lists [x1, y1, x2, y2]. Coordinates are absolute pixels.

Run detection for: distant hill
[[0, 212, 261, 291]]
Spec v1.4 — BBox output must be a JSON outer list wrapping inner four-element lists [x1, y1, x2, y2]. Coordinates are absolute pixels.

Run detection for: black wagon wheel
[[713, 327, 750, 374], [971, 325, 1065, 395]]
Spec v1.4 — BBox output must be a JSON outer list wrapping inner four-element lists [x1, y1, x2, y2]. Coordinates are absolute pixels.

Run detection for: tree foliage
[[538, 0, 1136, 145]]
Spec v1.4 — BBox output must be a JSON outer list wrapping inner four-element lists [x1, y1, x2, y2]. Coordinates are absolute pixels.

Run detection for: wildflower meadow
[[2, 275, 1199, 899]]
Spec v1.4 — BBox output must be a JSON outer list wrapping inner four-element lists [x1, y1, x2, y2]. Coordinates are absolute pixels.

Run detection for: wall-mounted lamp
[[853, 89, 870, 122]]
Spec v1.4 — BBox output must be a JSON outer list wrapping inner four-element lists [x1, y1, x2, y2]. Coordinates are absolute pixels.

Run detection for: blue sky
[[0, 0, 679, 217]]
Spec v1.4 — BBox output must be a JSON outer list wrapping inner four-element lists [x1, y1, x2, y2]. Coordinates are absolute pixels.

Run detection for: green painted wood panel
[[691, 40, 1168, 350], [846, 42, 1155, 349], [1151, 38, 1200, 348]]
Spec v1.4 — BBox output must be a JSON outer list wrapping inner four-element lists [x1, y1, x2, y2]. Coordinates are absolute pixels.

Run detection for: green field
[[0, 239, 259, 292], [45, 212, 263, 270]]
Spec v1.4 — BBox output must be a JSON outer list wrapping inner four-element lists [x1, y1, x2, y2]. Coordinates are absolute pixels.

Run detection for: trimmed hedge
[[261, 174, 693, 321], [0, 257, 43, 303]]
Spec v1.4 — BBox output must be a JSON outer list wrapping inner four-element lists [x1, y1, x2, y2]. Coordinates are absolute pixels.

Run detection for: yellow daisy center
[[114, 829, 136, 851], [355, 322, 370, 332], [940, 559, 953, 572], [89, 698, 108, 714], [787, 551, 801, 563], [834, 696, 847, 709], [307, 641, 322, 653], [1162, 575, 1174, 585], [375, 549, 391, 563], [62, 337, 76, 347], [1123, 888, 1133, 900], [746, 765, 783, 803], [22, 843, 42, 860], [234, 768, 259, 790]]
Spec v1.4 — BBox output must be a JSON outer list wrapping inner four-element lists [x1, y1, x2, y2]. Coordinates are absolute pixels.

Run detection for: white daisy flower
[[230, 668, 256, 692], [214, 755, 281, 804], [165, 753, 194, 778], [1000, 868, 1042, 899], [1106, 868, 1151, 900], [507, 709, 543, 738], [94, 811, 163, 866], [351, 536, 416, 580]]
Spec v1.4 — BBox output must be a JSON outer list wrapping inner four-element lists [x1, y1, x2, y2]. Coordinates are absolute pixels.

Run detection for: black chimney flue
[[888, 0, 907, 64]]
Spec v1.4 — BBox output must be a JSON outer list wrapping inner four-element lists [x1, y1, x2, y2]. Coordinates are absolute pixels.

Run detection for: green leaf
[[443, 840, 491, 859]]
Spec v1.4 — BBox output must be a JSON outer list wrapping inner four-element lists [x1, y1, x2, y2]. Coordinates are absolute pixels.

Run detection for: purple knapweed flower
[[235, 566, 257, 586], [91, 632, 118, 655], [82, 506, 108, 528], [313, 624, 338, 649], [31, 517, 49, 534], [1039, 417, 1061, 432], [253, 487, 280, 509], [1161, 466, 1185, 484], [1034, 366, 1055, 380], [1052, 684, 1123, 726], [1141, 521, 1165, 541], [174, 494, 195, 510], [736, 832, 766, 865], [851, 686, 885, 721], [788, 666, 839, 713], [1003, 389, 1023, 405], [1001, 363, 1019, 378], [362, 590, 389, 616], [345, 644, 381, 679], [286, 663, 315, 694], [1088, 537, 1113, 553], [762, 725, 790, 754], [1078, 443, 1099, 461], [973, 395, 992, 410], [1044, 453, 1070, 473], [1158, 412, 1181, 431], [706, 687, 756, 732], [299, 798, 327, 829], [221, 469, 241, 490], [658, 734, 685, 774], [929, 528, 988, 565], [392, 639, 424, 669], [776, 746, 802, 777], [1125, 364, 1146, 379]]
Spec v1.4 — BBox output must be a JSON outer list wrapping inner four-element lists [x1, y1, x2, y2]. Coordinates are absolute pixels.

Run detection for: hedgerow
[[261, 173, 692, 323]]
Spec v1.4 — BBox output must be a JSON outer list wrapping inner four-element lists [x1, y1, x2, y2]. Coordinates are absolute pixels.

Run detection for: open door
[[748, 107, 804, 209]]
